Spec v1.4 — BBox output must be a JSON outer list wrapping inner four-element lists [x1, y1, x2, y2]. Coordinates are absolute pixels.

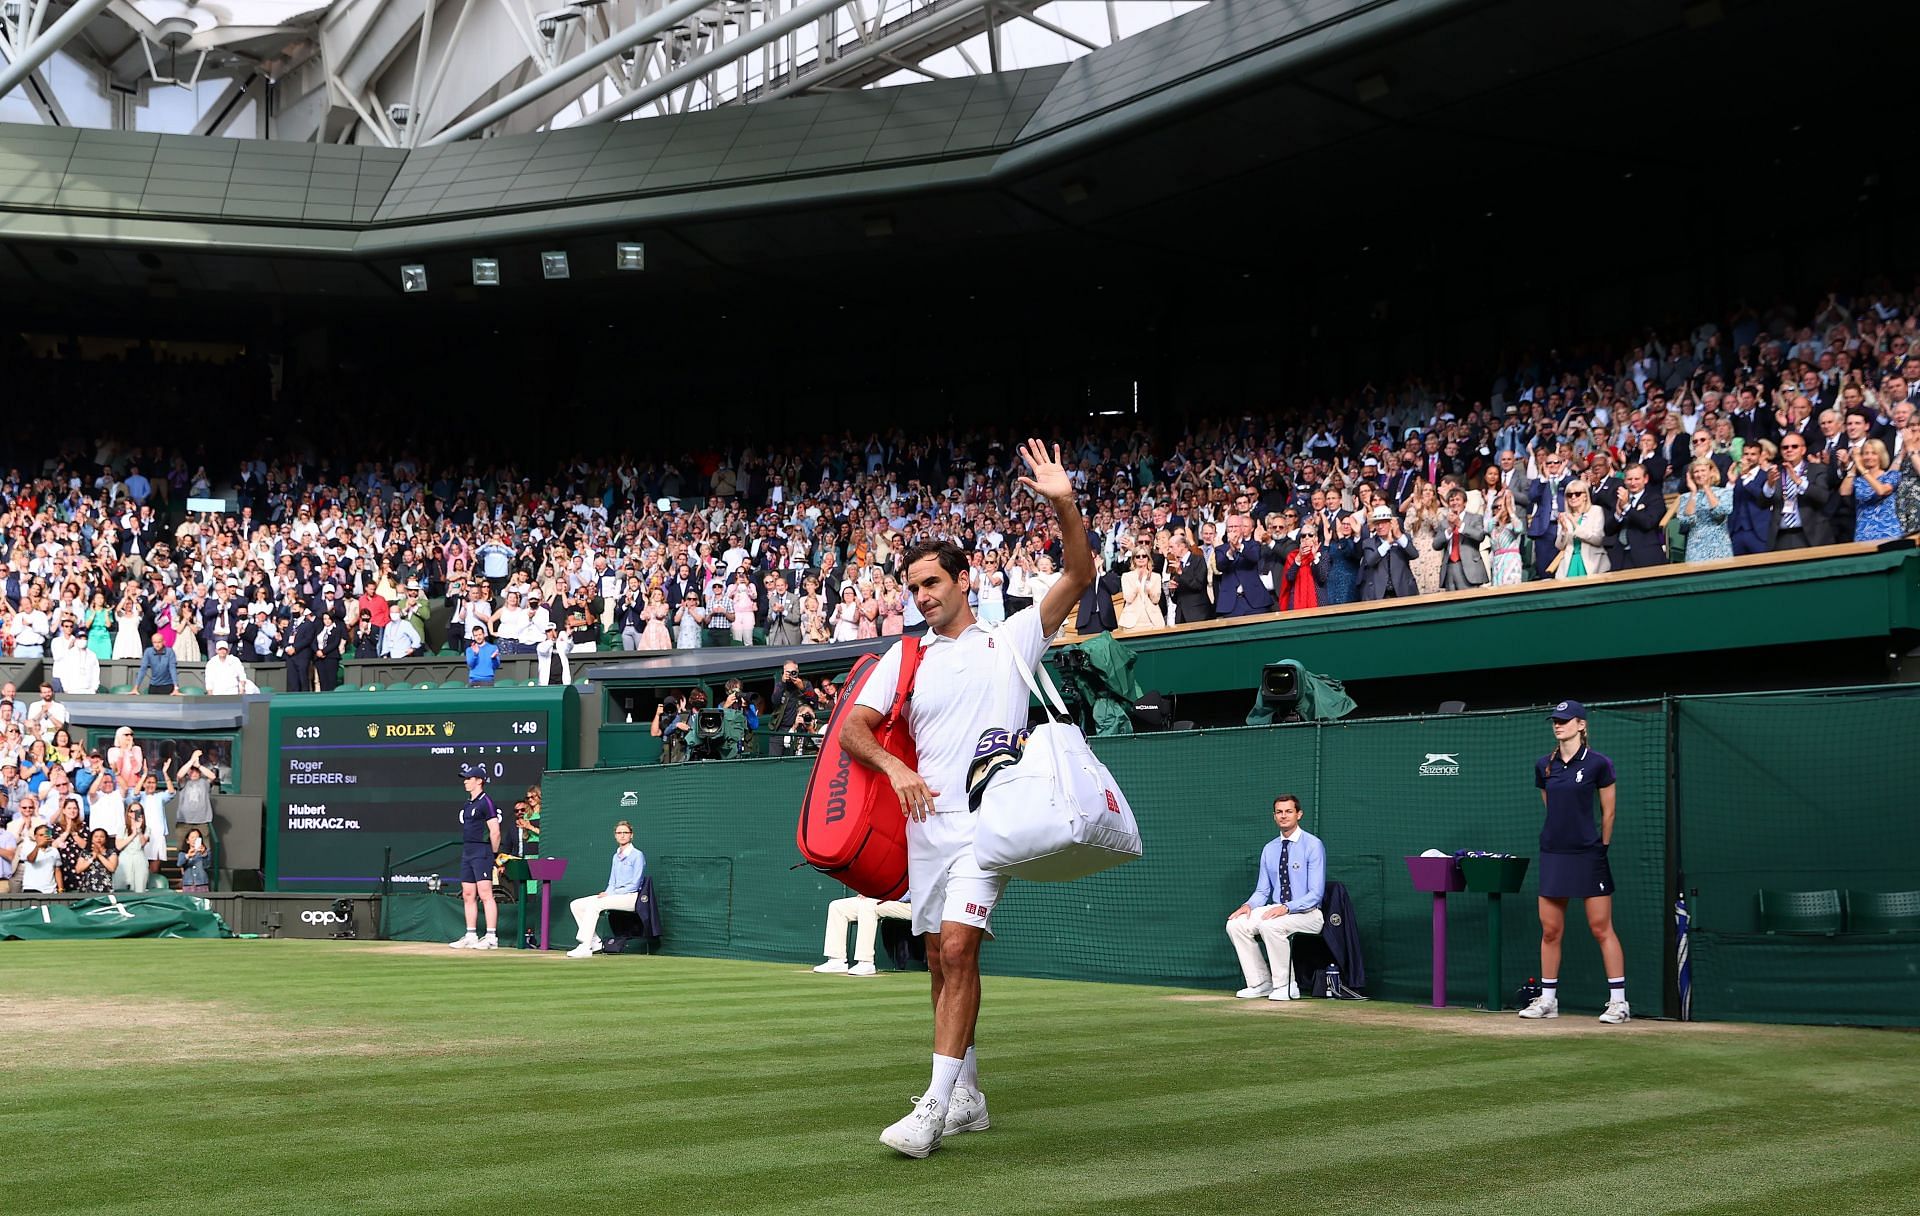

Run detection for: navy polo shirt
[[1534, 746, 1615, 852], [459, 793, 499, 848]]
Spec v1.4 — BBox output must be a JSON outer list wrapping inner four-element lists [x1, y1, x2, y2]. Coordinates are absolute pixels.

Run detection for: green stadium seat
[[181, 686, 205, 696], [415, 681, 438, 690], [150, 875, 169, 891], [109, 684, 135, 694], [333, 682, 358, 691], [441, 678, 467, 689], [1844, 890, 1920, 934], [1757, 889, 1842, 936], [362, 683, 382, 692]]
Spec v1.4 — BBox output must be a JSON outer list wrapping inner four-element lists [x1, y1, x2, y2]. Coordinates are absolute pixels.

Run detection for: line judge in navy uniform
[[1224, 793, 1325, 1001], [1519, 700, 1630, 1024], [449, 764, 502, 950]]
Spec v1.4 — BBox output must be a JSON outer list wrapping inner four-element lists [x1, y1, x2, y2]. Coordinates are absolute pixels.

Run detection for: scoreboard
[[269, 701, 561, 892]]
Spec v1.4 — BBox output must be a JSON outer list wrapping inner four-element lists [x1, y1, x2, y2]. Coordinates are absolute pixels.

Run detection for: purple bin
[[524, 858, 569, 950], [1405, 856, 1464, 1007]]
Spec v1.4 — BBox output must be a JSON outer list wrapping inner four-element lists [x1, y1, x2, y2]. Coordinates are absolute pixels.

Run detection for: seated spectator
[[1225, 794, 1327, 1001], [565, 820, 645, 958], [0, 811, 15, 892], [812, 895, 911, 976]]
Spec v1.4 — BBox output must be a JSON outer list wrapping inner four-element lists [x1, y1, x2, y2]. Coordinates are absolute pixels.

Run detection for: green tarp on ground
[[0, 893, 235, 940]]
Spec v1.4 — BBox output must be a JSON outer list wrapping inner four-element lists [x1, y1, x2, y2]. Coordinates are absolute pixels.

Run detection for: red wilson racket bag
[[795, 638, 922, 900]]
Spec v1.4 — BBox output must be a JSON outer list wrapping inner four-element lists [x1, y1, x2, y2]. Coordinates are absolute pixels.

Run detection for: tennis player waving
[[843, 438, 1093, 1158]]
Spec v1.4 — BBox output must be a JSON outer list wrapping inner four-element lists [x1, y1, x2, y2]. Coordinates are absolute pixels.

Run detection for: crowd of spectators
[[0, 694, 218, 894], [0, 283, 1915, 693]]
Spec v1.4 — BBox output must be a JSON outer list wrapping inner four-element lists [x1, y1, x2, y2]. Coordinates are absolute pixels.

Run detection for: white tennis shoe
[[1517, 994, 1560, 1019], [848, 961, 878, 977], [476, 935, 499, 950], [1234, 983, 1273, 999], [813, 959, 851, 974], [565, 942, 594, 958], [943, 1088, 990, 1135], [879, 1095, 945, 1159], [1598, 1001, 1632, 1025], [449, 934, 477, 950]]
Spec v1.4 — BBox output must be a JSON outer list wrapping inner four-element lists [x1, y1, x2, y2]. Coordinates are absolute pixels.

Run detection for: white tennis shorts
[[907, 809, 1008, 937]]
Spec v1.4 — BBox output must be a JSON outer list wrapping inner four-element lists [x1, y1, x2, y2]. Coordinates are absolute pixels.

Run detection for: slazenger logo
[[619, 791, 639, 807], [1418, 752, 1461, 777], [300, 910, 349, 925], [1104, 789, 1120, 814]]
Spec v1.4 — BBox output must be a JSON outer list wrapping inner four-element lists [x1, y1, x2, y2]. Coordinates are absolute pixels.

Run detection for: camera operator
[[792, 703, 823, 758], [651, 692, 692, 764], [769, 661, 821, 757]]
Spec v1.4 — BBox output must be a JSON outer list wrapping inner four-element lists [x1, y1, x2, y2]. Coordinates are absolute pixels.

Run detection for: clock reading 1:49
[[512, 720, 540, 735]]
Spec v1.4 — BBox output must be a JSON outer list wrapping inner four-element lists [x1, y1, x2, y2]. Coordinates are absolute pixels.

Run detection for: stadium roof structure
[[0, 0, 1900, 312]]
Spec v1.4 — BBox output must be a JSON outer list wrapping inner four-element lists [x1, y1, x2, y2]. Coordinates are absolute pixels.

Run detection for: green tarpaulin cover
[[0, 893, 235, 941]]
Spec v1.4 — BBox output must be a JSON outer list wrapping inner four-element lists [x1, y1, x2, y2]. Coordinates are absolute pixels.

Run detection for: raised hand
[[1015, 438, 1072, 502]]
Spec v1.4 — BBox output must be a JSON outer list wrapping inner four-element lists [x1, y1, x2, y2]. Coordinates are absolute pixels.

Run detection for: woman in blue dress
[[1676, 459, 1733, 563], [1842, 439, 1903, 542], [1312, 513, 1362, 605]]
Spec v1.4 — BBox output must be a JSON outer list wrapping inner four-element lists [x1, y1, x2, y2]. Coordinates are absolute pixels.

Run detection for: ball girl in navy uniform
[[449, 765, 502, 951], [1519, 700, 1630, 1024]]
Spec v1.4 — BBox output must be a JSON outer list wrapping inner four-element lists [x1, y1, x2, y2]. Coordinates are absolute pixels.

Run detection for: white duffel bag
[[972, 655, 1143, 882]]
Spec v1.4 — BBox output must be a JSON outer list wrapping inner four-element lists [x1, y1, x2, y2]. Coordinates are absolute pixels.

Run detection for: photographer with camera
[[650, 692, 692, 764], [769, 661, 821, 757]]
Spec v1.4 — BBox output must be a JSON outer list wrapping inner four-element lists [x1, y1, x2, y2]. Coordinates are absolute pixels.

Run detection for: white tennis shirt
[[856, 607, 1048, 815]]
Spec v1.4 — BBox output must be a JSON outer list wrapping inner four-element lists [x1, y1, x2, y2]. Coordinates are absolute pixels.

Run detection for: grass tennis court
[[8, 941, 1919, 1216]]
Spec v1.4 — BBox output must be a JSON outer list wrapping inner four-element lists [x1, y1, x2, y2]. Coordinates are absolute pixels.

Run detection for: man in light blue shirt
[[1224, 794, 1327, 1001], [477, 535, 514, 592], [565, 820, 645, 958]]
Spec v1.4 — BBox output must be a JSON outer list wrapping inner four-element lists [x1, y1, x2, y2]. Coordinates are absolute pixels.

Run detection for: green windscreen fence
[[539, 706, 1673, 1012], [538, 687, 1919, 1023], [1676, 687, 1920, 1026]]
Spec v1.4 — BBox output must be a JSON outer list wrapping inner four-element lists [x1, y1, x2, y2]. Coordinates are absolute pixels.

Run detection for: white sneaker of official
[[1517, 994, 1560, 1019], [1598, 1001, 1632, 1025], [847, 961, 877, 977], [1234, 983, 1273, 999], [449, 934, 477, 950], [475, 935, 499, 950], [813, 959, 851, 974], [565, 941, 595, 959], [943, 1088, 990, 1135], [879, 1095, 945, 1159]]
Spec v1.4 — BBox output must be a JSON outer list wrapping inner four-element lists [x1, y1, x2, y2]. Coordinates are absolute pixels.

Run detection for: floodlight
[[541, 251, 570, 280], [615, 242, 645, 271], [400, 264, 428, 293], [471, 257, 501, 286]]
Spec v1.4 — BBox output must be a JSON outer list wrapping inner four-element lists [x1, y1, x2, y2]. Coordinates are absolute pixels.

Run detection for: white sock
[[1540, 978, 1558, 1001], [927, 1054, 963, 1111], [958, 1046, 979, 1094], [1608, 978, 1627, 1004]]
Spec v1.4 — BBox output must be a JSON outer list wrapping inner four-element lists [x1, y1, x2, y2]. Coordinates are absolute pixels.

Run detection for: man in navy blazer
[[1727, 447, 1780, 557], [1512, 451, 1573, 579], [1608, 464, 1668, 568], [1213, 515, 1275, 617]]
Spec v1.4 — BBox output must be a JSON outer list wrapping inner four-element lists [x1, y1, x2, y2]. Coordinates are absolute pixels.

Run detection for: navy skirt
[[1538, 848, 1615, 899]]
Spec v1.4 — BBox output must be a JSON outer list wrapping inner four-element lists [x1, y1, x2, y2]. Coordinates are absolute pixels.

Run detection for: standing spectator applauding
[[465, 625, 501, 687], [1553, 482, 1609, 579]]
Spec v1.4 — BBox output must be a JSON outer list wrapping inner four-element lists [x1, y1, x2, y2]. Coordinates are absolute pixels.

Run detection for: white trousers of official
[[570, 891, 639, 945], [823, 897, 911, 963], [1225, 908, 1325, 989]]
